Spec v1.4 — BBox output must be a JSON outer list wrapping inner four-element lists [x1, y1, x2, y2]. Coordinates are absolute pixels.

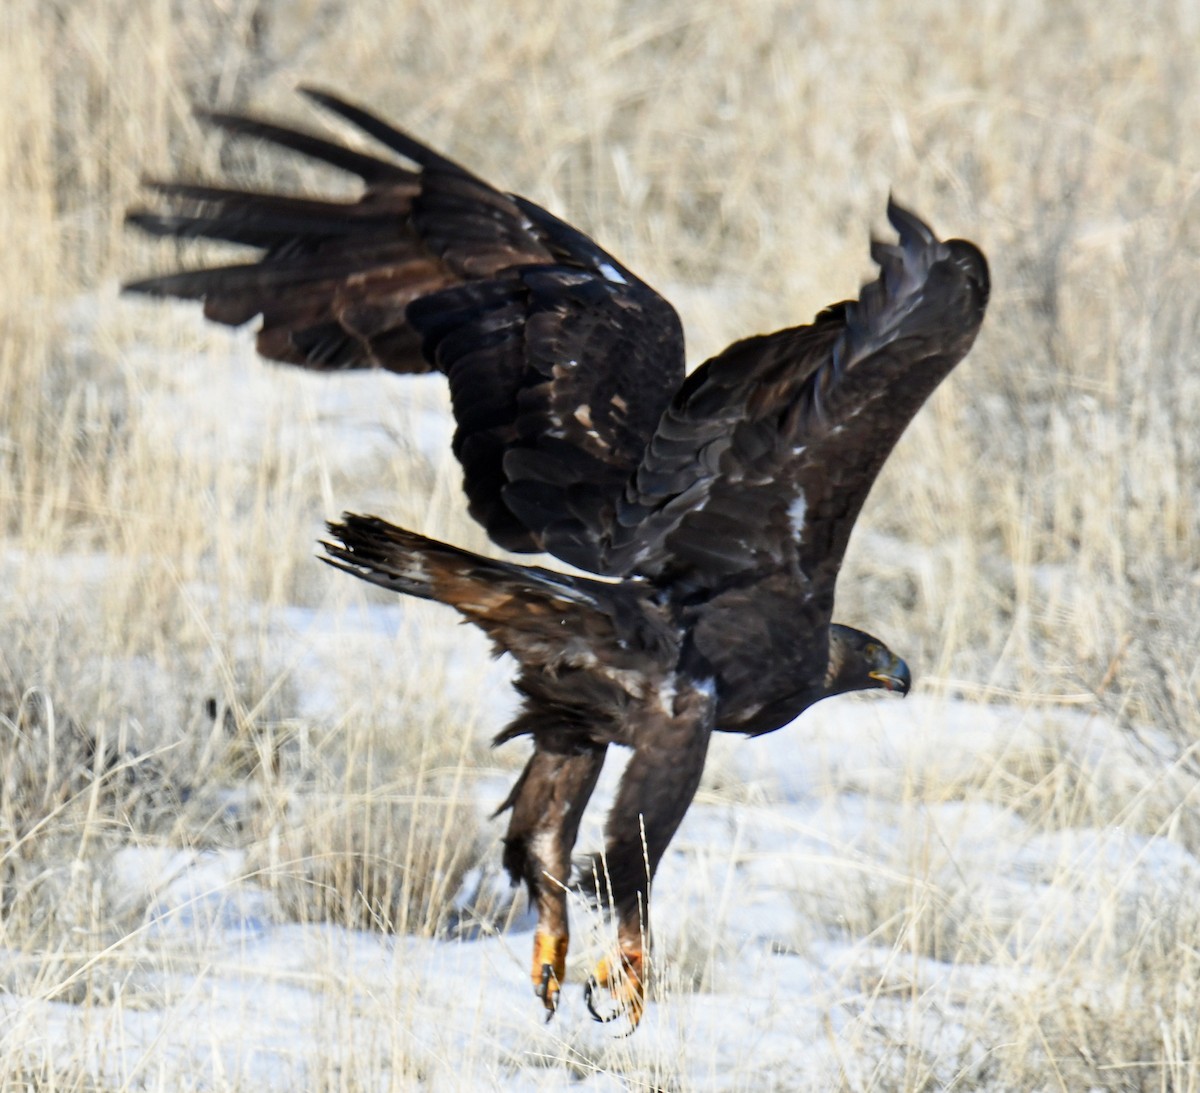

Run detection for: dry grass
[[2, 0, 1199, 1088]]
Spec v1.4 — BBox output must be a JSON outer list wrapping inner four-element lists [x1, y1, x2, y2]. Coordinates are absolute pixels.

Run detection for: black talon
[[537, 963, 559, 1019], [584, 976, 621, 1023], [585, 977, 639, 1036]]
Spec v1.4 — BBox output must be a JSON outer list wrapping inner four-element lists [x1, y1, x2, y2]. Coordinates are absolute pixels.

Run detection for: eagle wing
[[126, 89, 684, 558], [610, 200, 990, 592]]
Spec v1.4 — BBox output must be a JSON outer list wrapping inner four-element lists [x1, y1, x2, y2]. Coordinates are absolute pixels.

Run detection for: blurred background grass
[[1, 0, 1199, 1088], [7, 0, 1199, 708]]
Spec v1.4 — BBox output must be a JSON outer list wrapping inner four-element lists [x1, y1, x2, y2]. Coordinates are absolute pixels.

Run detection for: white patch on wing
[[596, 261, 628, 285], [788, 492, 808, 538]]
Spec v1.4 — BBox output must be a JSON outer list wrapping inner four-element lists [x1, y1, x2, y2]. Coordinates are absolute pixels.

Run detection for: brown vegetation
[[2, 1, 1198, 1087]]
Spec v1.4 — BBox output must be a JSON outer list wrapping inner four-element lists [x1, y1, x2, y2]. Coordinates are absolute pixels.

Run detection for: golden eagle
[[127, 90, 989, 1028]]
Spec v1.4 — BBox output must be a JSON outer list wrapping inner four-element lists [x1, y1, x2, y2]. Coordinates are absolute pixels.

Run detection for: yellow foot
[[584, 949, 646, 1030], [531, 930, 569, 1018]]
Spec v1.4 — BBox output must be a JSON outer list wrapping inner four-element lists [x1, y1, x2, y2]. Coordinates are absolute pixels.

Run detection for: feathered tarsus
[[128, 89, 989, 1028]]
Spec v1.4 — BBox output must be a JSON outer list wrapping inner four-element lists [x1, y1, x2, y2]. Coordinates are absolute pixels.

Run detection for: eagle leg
[[531, 928, 570, 1016], [580, 690, 714, 1028], [498, 741, 607, 1017]]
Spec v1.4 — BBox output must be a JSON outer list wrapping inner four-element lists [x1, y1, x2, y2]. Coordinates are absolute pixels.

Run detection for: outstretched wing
[[608, 200, 989, 592], [126, 89, 684, 559]]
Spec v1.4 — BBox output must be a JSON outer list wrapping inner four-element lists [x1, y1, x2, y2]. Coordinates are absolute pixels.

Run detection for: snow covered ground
[[3, 302, 1197, 1090], [2, 577, 1194, 1089]]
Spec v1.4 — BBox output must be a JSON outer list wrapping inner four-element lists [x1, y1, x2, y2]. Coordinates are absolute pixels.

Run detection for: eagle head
[[826, 624, 911, 698]]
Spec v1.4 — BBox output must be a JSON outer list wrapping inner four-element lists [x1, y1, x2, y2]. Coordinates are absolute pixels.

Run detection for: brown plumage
[[127, 89, 989, 1028]]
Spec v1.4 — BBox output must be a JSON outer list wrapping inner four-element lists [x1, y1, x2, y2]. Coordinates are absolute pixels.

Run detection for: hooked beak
[[869, 655, 911, 696]]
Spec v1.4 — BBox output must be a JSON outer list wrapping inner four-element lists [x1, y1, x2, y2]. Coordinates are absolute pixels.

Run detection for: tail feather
[[322, 514, 603, 632]]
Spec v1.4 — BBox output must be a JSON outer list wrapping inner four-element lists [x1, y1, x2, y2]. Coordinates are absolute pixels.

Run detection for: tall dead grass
[[2, 0, 1199, 1088]]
